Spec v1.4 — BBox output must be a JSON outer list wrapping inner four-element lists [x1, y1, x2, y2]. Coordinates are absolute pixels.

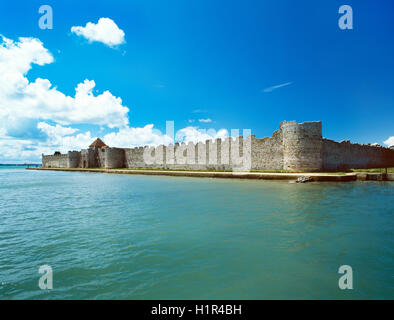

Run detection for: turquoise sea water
[[0, 167, 393, 299]]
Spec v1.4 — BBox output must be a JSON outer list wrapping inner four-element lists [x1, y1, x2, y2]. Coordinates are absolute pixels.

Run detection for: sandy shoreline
[[26, 167, 394, 182]]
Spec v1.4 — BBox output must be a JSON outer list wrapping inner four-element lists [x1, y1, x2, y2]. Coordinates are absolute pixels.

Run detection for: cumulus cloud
[[0, 122, 94, 162], [37, 122, 78, 137], [103, 125, 173, 148], [0, 35, 230, 163], [104, 125, 230, 148], [0, 35, 130, 162], [384, 136, 394, 147], [71, 18, 125, 48], [175, 126, 228, 144], [37, 122, 94, 153], [0, 35, 129, 134], [0, 136, 45, 163], [0, 36, 53, 74], [1, 122, 232, 163]]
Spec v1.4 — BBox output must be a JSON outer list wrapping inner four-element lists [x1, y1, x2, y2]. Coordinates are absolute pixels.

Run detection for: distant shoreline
[[0, 164, 41, 166], [26, 167, 394, 182]]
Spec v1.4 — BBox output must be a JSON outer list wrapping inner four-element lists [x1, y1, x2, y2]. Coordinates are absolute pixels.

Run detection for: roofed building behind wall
[[89, 138, 107, 149], [42, 121, 394, 171]]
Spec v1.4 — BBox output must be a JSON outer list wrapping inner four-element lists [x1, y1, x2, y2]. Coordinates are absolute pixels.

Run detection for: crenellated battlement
[[281, 121, 323, 171], [42, 153, 68, 168], [41, 121, 394, 171]]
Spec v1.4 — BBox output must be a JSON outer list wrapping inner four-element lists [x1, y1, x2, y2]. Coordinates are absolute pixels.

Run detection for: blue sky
[[0, 0, 393, 162]]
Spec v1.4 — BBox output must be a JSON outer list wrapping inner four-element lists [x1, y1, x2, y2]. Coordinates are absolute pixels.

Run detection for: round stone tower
[[67, 151, 80, 168], [105, 147, 125, 169], [281, 121, 323, 172]]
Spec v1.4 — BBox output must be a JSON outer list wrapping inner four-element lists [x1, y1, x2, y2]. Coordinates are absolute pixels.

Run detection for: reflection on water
[[0, 168, 393, 299]]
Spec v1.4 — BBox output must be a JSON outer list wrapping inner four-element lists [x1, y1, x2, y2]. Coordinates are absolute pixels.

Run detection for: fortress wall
[[124, 146, 164, 169], [124, 147, 139, 168], [80, 149, 96, 168], [230, 137, 242, 170], [196, 142, 207, 170], [243, 135, 253, 171], [206, 139, 220, 170], [220, 137, 231, 170], [142, 145, 166, 169], [118, 136, 254, 171], [243, 135, 252, 171], [281, 121, 323, 171], [42, 121, 393, 172], [216, 138, 222, 169], [154, 145, 166, 169], [165, 144, 175, 169], [164, 142, 194, 170], [97, 149, 106, 168], [231, 136, 252, 171], [124, 147, 144, 168], [251, 129, 283, 170], [80, 150, 88, 168], [172, 143, 187, 169], [186, 142, 197, 167], [164, 142, 196, 170], [67, 151, 81, 168], [322, 139, 394, 170], [105, 147, 125, 169], [173, 141, 203, 170], [42, 154, 68, 168]]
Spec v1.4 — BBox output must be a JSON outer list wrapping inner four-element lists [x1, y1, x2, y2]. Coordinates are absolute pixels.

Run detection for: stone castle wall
[[42, 154, 68, 168], [282, 121, 323, 171], [122, 136, 251, 171], [68, 151, 80, 168], [97, 148, 106, 168], [322, 139, 394, 170], [124, 147, 149, 168], [41, 120, 394, 172], [80, 149, 96, 168], [250, 130, 283, 170], [105, 148, 125, 169]]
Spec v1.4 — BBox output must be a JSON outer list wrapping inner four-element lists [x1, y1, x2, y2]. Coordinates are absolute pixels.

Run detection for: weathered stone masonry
[[42, 121, 394, 171]]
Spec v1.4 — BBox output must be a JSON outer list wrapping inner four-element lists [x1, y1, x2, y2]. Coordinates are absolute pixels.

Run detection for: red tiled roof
[[89, 138, 107, 148]]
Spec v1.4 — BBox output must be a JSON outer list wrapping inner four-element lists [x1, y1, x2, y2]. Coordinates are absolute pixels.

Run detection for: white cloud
[[175, 126, 228, 144], [0, 122, 94, 163], [102, 125, 230, 149], [103, 125, 172, 148], [37, 122, 78, 137], [0, 36, 129, 134], [199, 118, 212, 123], [0, 36, 53, 75], [0, 35, 231, 163], [263, 81, 293, 93], [0, 137, 44, 163], [384, 136, 394, 147], [0, 123, 232, 163], [0, 35, 131, 162], [71, 18, 125, 48], [37, 123, 94, 152], [104, 125, 230, 148]]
